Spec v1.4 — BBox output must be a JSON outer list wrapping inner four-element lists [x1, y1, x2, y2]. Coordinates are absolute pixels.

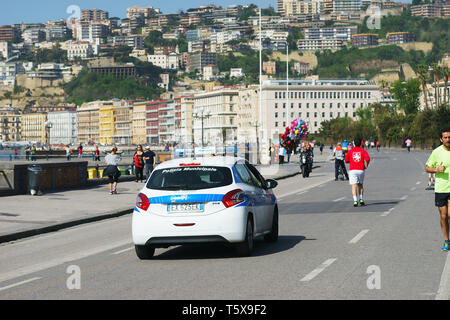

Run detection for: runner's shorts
[[435, 193, 450, 207], [349, 170, 365, 185]]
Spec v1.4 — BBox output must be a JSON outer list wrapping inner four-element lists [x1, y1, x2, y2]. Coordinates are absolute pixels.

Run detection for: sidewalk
[[0, 152, 330, 244]]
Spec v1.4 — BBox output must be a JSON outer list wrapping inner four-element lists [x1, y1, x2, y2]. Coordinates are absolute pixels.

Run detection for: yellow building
[[21, 112, 47, 143], [77, 101, 100, 144], [132, 101, 147, 145], [99, 105, 115, 145]]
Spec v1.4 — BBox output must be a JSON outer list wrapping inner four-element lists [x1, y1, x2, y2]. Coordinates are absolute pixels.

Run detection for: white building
[[203, 65, 219, 81], [254, 30, 290, 42], [0, 41, 11, 60], [147, 53, 179, 70], [23, 28, 46, 44], [230, 68, 245, 78], [210, 30, 242, 44], [67, 40, 99, 61], [48, 110, 78, 145]]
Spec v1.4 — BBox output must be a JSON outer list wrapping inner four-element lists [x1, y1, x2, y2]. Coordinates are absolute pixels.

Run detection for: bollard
[[96, 164, 99, 178]]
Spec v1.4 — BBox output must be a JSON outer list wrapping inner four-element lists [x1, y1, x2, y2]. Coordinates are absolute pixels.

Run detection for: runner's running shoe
[[359, 200, 366, 206], [353, 201, 358, 207], [442, 241, 449, 252]]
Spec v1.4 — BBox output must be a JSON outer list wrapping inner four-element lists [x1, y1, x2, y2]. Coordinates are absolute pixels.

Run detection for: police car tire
[[236, 217, 254, 257], [264, 208, 279, 242], [135, 245, 155, 260]]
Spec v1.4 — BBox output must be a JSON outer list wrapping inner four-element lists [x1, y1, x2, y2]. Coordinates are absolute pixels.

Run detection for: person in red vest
[[345, 137, 371, 207], [134, 145, 145, 183]]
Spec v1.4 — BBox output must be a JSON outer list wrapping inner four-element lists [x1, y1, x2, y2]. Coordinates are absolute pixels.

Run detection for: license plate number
[[167, 203, 204, 213]]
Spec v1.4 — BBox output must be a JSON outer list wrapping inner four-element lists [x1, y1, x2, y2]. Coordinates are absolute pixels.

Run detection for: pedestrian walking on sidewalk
[[94, 146, 100, 161], [425, 127, 450, 251], [134, 145, 145, 183], [104, 146, 121, 195], [143, 146, 156, 180], [345, 137, 371, 207]]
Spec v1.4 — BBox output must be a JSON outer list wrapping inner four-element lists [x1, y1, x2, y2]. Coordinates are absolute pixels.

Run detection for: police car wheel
[[264, 208, 279, 242], [236, 217, 254, 257], [135, 245, 155, 260]]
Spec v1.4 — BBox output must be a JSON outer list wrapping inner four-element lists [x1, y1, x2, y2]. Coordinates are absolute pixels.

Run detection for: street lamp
[[192, 107, 211, 148], [45, 120, 53, 148], [250, 120, 261, 164]]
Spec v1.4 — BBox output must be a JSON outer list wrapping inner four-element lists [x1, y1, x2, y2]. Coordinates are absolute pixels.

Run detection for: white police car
[[132, 156, 279, 259]]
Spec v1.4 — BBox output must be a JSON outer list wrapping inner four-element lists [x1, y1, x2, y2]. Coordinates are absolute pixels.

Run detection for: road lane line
[[436, 252, 450, 300], [300, 258, 337, 282], [349, 230, 369, 244], [400, 195, 408, 200], [277, 178, 333, 199], [112, 247, 134, 255], [410, 187, 416, 191], [0, 277, 41, 292], [333, 197, 346, 202], [416, 181, 421, 185], [381, 208, 394, 217], [0, 240, 131, 284]]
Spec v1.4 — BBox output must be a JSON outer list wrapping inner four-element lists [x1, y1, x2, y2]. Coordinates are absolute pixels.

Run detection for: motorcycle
[[300, 152, 312, 178]]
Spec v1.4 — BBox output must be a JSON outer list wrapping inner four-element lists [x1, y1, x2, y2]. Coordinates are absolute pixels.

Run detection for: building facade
[[20, 112, 47, 143], [351, 34, 379, 47], [47, 110, 78, 145], [0, 106, 21, 141]]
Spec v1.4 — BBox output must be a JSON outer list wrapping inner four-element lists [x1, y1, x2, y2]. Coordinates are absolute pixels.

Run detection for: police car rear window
[[146, 166, 233, 190]]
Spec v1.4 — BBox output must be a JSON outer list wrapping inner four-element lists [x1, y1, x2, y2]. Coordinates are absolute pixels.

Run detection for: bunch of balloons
[[280, 118, 310, 151]]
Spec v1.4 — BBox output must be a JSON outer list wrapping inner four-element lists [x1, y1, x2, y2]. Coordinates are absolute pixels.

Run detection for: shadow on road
[[280, 200, 401, 214], [153, 235, 309, 260]]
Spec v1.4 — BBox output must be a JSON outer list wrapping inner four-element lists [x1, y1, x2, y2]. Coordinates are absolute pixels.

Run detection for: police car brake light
[[222, 189, 245, 208], [136, 193, 150, 211], [180, 163, 201, 166]]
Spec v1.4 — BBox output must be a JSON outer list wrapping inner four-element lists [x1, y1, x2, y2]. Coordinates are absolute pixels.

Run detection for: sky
[[0, 0, 276, 25]]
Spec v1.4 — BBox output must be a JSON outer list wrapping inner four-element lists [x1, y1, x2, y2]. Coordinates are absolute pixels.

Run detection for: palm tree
[[430, 63, 441, 109], [417, 64, 430, 109]]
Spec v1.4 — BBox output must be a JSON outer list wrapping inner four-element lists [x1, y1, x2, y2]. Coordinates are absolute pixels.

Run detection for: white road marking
[[393, 158, 397, 161], [400, 195, 409, 200], [0, 277, 41, 292], [112, 247, 134, 255], [277, 178, 333, 199], [436, 252, 450, 300], [333, 197, 346, 202], [410, 187, 416, 191], [349, 230, 370, 244], [300, 258, 337, 282], [416, 181, 421, 185], [0, 240, 131, 284], [381, 208, 394, 217]]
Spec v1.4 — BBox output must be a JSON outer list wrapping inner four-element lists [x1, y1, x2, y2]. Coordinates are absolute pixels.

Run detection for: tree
[[441, 65, 449, 105], [417, 64, 431, 109]]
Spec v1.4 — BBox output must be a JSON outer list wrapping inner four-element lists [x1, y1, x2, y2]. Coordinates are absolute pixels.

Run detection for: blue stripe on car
[[148, 194, 224, 204]]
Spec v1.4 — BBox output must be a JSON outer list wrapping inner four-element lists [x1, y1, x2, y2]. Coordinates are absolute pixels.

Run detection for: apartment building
[[132, 101, 147, 145], [20, 112, 47, 143], [192, 88, 239, 146], [386, 32, 415, 44], [81, 9, 109, 21], [126, 5, 159, 20], [47, 110, 78, 145], [148, 53, 179, 70], [333, 0, 362, 12], [298, 38, 345, 50], [0, 41, 11, 60], [77, 101, 100, 144], [304, 26, 358, 42], [107, 35, 144, 49], [351, 33, 379, 47], [145, 99, 181, 145], [76, 21, 108, 43], [178, 96, 195, 145], [0, 26, 16, 42], [188, 52, 217, 73], [293, 61, 311, 75], [263, 61, 277, 75], [67, 41, 97, 61], [0, 106, 21, 141], [280, 0, 324, 16]]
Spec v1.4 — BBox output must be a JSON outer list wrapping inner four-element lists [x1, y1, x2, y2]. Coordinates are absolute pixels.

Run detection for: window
[[330, 103, 333, 108], [337, 103, 340, 108], [337, 92, 340, 99], [275, 103, 278, 109], [275, 121, 278, 127], [234, 163, 254, 186], [306, 112, 310, 117], [275, 92, 278, 99], [295, 92, 298, 99], [299, 103, 302, 108], [291, 112, 294, 118], [245, 162, 266, 189], [283, 103, 286, 109], [291, 103, 294, 109], [147, 166, 233, 190], [314, 103, 317, 109], [330, 112, 333, 117], [275, 112, 278, 118], [306, 103, 310, 108], [314, 112, 317, 118], [322, 112, 325, 117], [299, 112, 302, 117], [345, 103, 348, 108]]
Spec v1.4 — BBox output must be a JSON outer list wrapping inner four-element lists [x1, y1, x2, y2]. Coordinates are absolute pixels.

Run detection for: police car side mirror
[[266, 179, 278, 189]]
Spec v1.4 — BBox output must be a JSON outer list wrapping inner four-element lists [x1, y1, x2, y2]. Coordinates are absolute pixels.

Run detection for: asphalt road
[[0, 149, 449, 300]]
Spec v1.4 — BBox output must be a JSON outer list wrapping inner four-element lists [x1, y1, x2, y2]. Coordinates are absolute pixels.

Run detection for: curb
[[0, 208, 133, 244]]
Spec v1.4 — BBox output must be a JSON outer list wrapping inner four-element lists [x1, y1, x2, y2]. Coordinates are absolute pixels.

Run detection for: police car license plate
[[167, 203, 204, 213]]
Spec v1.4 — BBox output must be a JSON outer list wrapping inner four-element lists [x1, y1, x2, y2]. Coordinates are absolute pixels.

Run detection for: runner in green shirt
[[425, 127, 450, 251]]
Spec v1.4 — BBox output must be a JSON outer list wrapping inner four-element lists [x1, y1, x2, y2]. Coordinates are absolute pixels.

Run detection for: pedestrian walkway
[[0, 151, 331, 243]]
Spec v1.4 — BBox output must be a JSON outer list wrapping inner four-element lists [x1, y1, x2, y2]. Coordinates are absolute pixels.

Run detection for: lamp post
[[250, 120, 260, 164], [192, 107, 211, 148]]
